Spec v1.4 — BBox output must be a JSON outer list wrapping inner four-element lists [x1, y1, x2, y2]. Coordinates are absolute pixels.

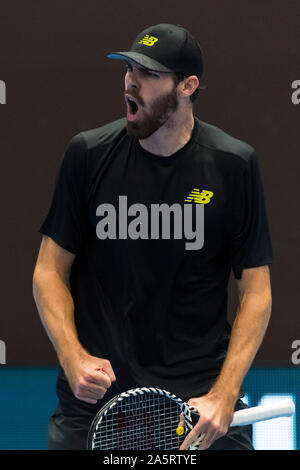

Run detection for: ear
[[178, 75, 199, 98]]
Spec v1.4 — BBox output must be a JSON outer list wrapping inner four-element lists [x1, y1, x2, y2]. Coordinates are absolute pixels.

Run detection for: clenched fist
[[62, 351, 117, 404]]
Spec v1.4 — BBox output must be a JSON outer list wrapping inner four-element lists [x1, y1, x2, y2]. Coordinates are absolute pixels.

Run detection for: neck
[[139, 108, 195, 157]]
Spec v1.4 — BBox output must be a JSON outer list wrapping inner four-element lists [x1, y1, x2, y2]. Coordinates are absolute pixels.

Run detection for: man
[[33, 23, 273, 450]]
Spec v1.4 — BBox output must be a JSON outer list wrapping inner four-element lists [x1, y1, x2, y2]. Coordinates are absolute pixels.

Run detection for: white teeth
[[126, 95, 136, 103]]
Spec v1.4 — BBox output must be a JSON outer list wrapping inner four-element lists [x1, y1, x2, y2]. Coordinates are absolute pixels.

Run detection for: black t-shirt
[[40, 116, 273, 400]]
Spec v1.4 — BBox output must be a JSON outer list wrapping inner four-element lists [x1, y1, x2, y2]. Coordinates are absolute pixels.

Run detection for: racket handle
[[230, 398, 295, 427]]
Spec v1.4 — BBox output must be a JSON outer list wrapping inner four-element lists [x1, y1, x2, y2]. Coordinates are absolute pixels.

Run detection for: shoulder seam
[[193, 139, 255, 163]]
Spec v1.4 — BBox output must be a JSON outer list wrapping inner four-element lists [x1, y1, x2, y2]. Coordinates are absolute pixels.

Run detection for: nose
[[125, 66, 140, 90]]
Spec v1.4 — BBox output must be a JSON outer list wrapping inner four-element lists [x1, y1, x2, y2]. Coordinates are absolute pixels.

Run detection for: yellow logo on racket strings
[[176, 426, 185, 436], [138, 35, 158, 46], [185, 189, 214, 205]]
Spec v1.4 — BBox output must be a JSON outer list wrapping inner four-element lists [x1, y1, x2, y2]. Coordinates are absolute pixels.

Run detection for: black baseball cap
[[107, 23, 204, 80]]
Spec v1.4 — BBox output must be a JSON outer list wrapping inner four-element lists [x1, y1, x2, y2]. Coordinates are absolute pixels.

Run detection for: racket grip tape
[[230, 398, 295, 427]]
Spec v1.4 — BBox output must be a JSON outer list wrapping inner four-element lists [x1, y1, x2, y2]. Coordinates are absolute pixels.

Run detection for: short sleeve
[[230, 151, 273, 279], [39, 133, 88, 254]]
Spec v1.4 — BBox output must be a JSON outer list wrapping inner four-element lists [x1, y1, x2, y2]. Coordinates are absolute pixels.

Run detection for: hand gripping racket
[[87, 387, 295, 450]]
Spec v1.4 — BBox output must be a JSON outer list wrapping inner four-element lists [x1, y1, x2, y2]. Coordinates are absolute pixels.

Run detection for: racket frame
[[87, 386, 198, 450]]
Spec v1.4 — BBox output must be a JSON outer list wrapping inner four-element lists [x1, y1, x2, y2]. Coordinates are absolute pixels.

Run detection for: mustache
[[124, 88, 145, 107]]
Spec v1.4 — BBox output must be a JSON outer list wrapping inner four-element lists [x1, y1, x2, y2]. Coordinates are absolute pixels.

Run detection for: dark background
[[0, 0, 299, 365]]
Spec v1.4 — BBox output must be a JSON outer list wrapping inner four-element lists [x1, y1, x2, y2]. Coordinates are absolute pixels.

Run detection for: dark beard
[[126, 85, 179, 139]]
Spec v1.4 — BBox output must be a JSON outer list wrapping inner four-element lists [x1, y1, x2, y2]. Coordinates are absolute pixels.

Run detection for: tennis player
[[33, 23, 273, 450]]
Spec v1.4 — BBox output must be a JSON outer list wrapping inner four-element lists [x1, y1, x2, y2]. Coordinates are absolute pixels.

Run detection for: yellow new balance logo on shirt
[[185, 189, 214, 204], [138, 35, 158, 46]]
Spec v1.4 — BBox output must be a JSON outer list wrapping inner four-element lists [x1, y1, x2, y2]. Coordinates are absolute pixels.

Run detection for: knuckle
[[188, 399, 197, 407], [78, 380, 87, 390], [214, 422, 226, 434], [83, 373, 93, 382], [210, 419, 222, 431]]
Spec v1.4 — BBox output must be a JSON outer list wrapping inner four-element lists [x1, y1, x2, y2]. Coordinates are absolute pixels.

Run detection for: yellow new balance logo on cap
[[138, 35, 158, 46], [185, 189, 214, 204]]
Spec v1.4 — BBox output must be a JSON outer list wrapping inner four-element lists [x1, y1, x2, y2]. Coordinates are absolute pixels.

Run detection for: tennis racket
[[87, 387, 295, 450]]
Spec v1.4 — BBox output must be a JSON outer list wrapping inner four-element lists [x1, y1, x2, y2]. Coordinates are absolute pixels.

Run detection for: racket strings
[[92, 392, 185, 450]]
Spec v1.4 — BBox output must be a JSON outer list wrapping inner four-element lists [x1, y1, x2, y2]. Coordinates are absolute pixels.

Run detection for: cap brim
[[107, 51, 172, 73]]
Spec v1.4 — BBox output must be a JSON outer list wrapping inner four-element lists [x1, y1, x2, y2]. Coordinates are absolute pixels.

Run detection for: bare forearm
[[180, 267, 272, 450], [33, 268, 87, 365], [180, 294, 272, 451], [211, 289, 272, 403]]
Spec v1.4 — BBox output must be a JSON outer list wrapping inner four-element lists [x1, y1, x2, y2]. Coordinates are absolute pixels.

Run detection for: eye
[[148, 71, 160, 78], [141, 69, 160, 78], [125, 63, 160, 78]]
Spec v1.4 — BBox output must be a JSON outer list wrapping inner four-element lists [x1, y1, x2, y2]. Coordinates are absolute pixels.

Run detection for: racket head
[[87, 387, 198, 450]]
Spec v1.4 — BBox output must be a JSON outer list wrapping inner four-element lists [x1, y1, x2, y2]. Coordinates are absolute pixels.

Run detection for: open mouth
[[125, 94, 140, 119]]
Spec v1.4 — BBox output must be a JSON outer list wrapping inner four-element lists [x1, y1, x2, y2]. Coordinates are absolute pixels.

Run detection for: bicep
[[34, 235, 75, 283]]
